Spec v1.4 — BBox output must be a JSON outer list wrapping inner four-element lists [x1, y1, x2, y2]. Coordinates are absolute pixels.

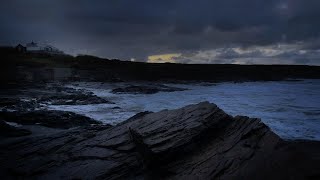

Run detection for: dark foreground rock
[[0, 102, 319, 179], [112, 84, 187, 94], [0, 110, 101, 129]]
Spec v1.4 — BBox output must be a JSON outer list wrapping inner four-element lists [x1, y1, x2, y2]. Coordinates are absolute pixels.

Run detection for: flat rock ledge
[[0, 102, 319, 180], [0, 110, 101, 129], [111, 84, 187, 94]]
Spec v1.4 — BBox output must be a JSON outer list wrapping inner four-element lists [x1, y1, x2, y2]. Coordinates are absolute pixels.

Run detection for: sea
[[47, 79, 320, 140]]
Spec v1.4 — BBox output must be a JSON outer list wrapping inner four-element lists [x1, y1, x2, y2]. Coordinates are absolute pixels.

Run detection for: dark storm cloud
[[1, 0, 320, 64]]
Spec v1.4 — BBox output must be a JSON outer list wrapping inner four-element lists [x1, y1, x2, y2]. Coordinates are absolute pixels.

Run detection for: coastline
[[0, 53, 319, 179]]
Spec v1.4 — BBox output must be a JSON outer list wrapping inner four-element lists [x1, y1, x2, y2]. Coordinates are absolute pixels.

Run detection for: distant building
[[15, 44, 26, 53], [25, 41, 64, 55]]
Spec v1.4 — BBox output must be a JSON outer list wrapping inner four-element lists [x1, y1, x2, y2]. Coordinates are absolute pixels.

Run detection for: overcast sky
[[1, 0, 320, 65]]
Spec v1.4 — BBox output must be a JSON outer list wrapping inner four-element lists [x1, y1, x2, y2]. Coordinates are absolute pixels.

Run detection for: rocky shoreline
[[0, 83, 113, 111], [0, 102, 319, 179]]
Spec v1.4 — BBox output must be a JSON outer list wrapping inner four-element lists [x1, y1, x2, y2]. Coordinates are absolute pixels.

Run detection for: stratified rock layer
[[0, 102, 319, 179]]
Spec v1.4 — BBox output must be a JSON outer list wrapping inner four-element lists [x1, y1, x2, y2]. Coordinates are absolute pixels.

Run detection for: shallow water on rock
[[47, 80, 320, 140]]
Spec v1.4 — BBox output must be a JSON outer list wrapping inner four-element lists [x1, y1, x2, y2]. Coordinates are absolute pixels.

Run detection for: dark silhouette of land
[[1, 47, 320, 86]]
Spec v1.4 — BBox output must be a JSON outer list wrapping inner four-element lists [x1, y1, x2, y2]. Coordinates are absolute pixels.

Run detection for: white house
[[25, 41, 63, 55]]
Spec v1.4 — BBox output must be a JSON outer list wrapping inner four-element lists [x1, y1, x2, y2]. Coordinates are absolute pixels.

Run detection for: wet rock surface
[[38, 93, 112, 105], [111, 84, 187, 94], [0, 110, 101, 129], [0, 102, 319, 179], [39, 84, 113, 105], [0, 98, 40, 112], [0, 84, 113, 112]]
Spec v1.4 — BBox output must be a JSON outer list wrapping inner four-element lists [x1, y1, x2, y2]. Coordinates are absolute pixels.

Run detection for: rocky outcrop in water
[[0, 85, 113, 112], [0, 102, 319, 179], [39, 93, 112, 105], [111, 84, 187, 94]]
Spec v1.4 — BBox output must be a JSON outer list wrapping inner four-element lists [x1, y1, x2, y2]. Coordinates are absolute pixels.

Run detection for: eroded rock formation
[[0, 102, 319, 179]]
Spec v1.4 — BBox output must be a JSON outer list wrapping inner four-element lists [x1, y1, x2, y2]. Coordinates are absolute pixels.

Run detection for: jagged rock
[[39, 94, 113, 105], [0, 86, 113, 112], [0, 110, 101, 129], [111, 84, 187, 94], [0, 98, 40, 112], [38, 85, 113, 105], [0, 102, 319, 179]]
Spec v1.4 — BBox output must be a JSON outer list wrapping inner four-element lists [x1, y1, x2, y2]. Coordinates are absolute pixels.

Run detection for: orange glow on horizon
[[148, 53, 181, 63]]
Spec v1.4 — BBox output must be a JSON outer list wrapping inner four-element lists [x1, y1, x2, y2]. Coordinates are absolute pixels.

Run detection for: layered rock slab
[[0, 102, 319, 179]]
